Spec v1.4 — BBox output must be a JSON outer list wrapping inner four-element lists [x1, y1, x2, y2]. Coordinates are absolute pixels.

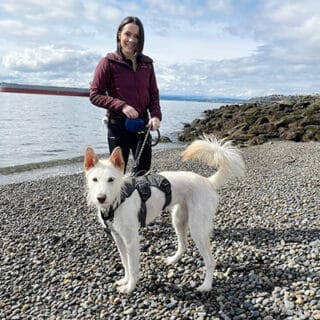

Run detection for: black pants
[[107, 119, 151, 175]]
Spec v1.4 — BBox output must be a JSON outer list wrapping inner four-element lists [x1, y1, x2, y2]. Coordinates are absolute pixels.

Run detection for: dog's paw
[[116, 278, 128, 286], [116, 284, 135, 294], [196, 283, 212, 292], [116, 284, 129, 294], [165, 255, 178, 265]]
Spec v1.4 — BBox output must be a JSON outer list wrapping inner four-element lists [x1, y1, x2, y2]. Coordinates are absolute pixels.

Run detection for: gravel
[[1, 141, 319, 320]]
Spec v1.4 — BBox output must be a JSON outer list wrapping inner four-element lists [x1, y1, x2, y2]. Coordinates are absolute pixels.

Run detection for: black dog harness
[[99, 174, 171, 231]]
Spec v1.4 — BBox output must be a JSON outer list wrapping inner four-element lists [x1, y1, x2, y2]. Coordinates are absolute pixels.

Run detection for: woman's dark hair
[[116, 16, 145, 54]]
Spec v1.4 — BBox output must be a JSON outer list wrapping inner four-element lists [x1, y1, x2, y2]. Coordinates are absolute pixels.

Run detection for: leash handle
[[151, 129, 160, 147], [132, 127, 161, 176], [135, 127, 151, 166]]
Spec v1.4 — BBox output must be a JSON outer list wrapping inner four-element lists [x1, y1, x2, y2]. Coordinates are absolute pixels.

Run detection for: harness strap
[[100, 174, 172, 229], [134, 174, 172, 227]]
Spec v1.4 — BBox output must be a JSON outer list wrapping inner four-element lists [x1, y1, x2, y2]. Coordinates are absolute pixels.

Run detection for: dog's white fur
[[84, 135, 245, 294]]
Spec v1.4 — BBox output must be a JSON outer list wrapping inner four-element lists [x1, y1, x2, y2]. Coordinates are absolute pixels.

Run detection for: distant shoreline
[[0, 145, 185, 186], [1, 140, 319, 186], [0, 82, 245, 103], [0, 142, 183, 176]]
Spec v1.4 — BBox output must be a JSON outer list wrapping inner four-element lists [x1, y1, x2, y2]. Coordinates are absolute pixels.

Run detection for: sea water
[[0, 93, 222, 183]]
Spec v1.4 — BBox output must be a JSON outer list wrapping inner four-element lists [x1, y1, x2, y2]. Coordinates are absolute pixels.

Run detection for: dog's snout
[[97, 194, 106, 204]]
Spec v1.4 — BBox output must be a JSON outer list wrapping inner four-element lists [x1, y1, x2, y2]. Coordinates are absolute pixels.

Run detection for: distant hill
[[1, 82, 246, 103], [248, 94, 320, 105], [160, 94, 246, 103], [0, 82, 89, 97]]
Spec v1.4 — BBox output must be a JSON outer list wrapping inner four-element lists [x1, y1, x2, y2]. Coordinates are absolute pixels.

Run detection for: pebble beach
[[1, 141, 319, 320]]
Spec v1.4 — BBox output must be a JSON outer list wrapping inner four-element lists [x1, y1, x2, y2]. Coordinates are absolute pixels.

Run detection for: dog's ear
[[109, 147, 125, 171], [84, 147, 99, 171]]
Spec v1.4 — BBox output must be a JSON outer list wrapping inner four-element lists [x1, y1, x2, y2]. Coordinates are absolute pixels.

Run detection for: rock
[[158, 136, 172, 143], [178, 94, 320, 145], [1, 141, 320, 319]]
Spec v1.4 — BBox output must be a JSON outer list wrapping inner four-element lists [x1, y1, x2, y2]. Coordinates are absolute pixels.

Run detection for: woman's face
[[119, 23, 140, 59]]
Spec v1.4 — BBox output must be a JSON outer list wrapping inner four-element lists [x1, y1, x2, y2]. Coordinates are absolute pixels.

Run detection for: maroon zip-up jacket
[[89, 51, 162, 121]]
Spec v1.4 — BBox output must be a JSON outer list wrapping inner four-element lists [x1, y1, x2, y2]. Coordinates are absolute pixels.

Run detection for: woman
[[89, 16, 162, 175]]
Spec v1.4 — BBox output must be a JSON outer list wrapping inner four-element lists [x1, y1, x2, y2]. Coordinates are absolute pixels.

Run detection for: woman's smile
[[119, 23, 139, 59]]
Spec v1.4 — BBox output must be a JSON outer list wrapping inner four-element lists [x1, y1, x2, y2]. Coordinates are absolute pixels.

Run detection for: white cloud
[[1, 45, 99, 87], [254, 1, 320, 45], [0, 19, 46, 38], [83, 2, 123, 24], [0, 0, 78, 21], [146, 17, 261, 64], [1, 0, 320, 98], [206, 0, 232, 13], [143, 0, 203, 17]]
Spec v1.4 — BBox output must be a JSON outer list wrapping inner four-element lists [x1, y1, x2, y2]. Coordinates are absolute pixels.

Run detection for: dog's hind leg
[[112, 231, 129, 287], [166, 204, 188, 265], [195, 240, 215, 292], [188, 211, 215, 292]]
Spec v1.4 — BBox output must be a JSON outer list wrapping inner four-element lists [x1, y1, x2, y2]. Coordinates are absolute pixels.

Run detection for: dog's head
[[84, 146, 125, 208]]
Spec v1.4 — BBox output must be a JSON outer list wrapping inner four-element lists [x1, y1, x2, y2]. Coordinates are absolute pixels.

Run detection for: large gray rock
[[178, 95, 320, 145]]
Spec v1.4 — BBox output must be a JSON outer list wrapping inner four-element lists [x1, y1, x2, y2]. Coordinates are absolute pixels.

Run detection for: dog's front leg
[[111, 231, 129, 286], [117, 235, 140, 294]]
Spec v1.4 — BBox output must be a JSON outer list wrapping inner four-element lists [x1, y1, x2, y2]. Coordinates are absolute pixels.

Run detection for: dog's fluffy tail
[[181, 135, 245, 189]]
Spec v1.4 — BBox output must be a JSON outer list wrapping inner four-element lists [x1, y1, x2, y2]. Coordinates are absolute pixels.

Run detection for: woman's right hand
[[122, 104, 139, 119]]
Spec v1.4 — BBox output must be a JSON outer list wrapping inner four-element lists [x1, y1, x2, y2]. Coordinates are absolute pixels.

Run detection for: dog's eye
[[93, 177, 98, 182], [108, 177, 115, 183]]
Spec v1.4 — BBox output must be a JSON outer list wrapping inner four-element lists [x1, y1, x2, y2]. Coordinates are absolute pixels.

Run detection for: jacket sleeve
[[148, 64, 162, 121], [89, 57, 126, 112]]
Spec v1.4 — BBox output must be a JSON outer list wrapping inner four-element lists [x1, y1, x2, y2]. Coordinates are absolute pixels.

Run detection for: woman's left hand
[[148, 117, 161, 130]]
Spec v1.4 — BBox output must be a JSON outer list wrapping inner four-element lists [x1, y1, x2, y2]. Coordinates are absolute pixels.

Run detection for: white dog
[[84, 136, 245, 294]]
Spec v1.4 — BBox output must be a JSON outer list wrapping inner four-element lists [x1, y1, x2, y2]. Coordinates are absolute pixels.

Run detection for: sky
[[0, 0, 320, 99]]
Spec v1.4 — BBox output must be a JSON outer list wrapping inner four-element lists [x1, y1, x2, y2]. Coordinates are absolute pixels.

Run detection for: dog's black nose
[[97, 194, 106, 204]]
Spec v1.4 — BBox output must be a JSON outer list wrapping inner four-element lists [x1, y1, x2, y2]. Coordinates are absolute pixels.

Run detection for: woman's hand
[[122, 104, 139, 119], [147, 117, 161, 130]]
